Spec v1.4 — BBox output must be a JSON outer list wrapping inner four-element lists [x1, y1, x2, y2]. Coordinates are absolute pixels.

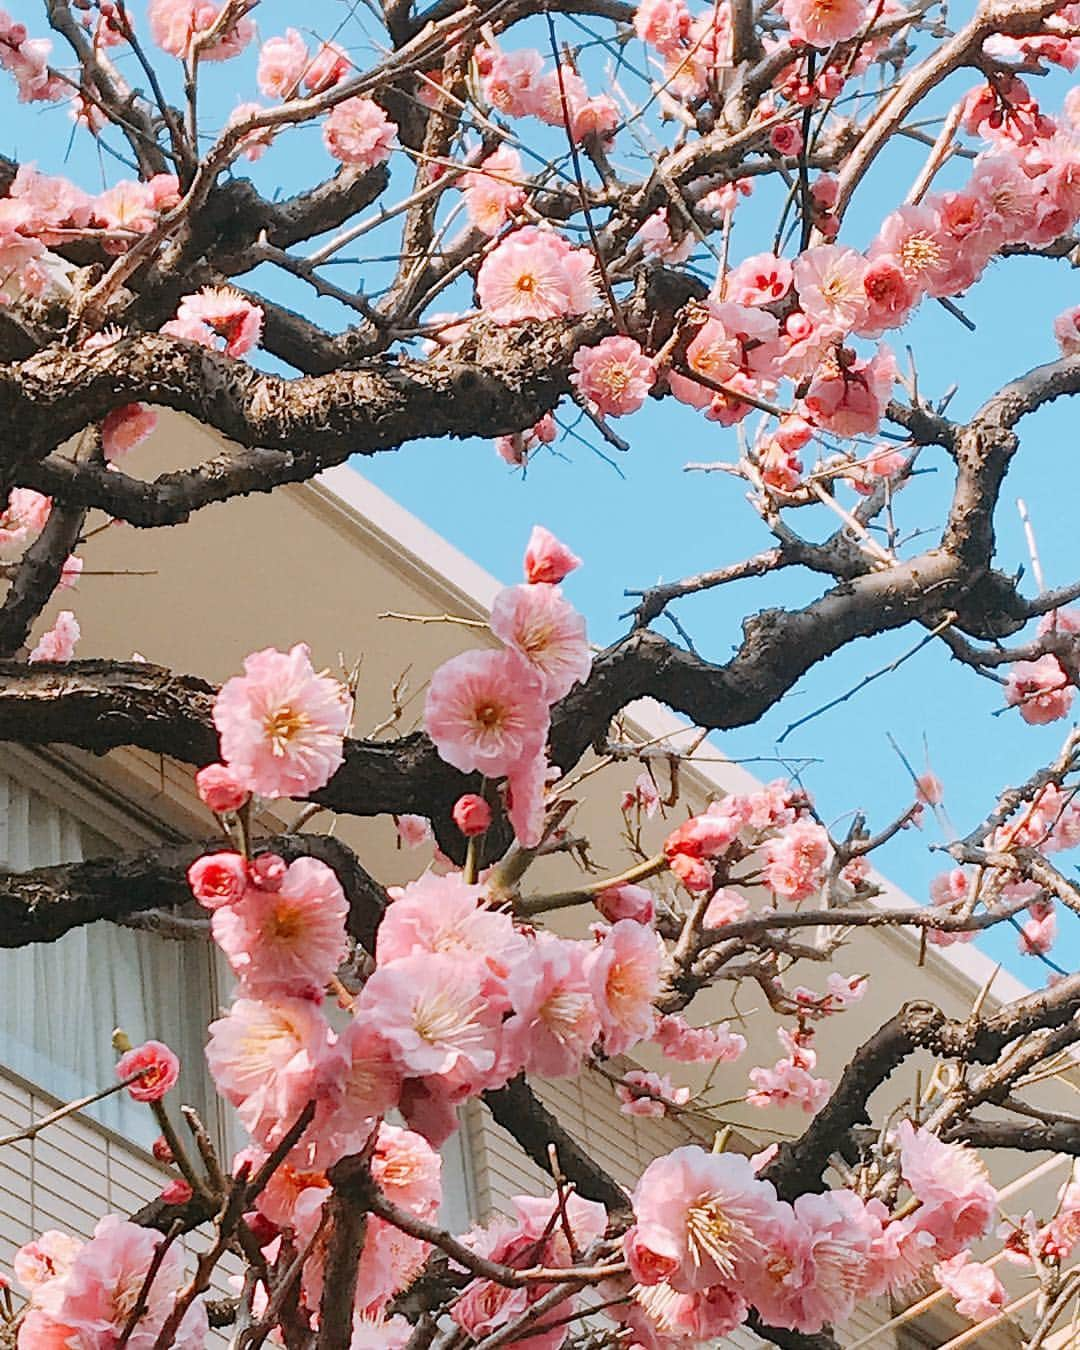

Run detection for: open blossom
[[0, 488, 50, 560], [148, 0, 253, 60], [626, 1146, 781, 1293], [323, 97, 396, 168], [167, 286, 263, 358], [477, 227, 595, 323], [501, 934, 599, 1077], [571, 336, 655, 416], [482, 46, 545, 117], [462, 147, 526, 235], [101, 404, 156, 460], [586, 919, 661, 1055], [748, 1053, 831, 1113], [206, 996, 332, 1147], [311, 1021, 403, 1166], [358, 952, 504, 1080], [793, 246, 869, 334], [396, 814, 431, 848], [212, 857, 349, 998], [115, 1041, 180, 1102], [655, 1014, 746, 1063], [40, 1215, 206, 1350], [1005, 654, 1075, 724], [618, 1070, 691, 1117], [622, 770, 660, 817], [213, 643, 350, 798], [725, 252, 793, 306], [804, 344, 896, 437], [705, 887, 749, 927], [14, 1231, 82, 1298], [634, 0, 692, 52], [257, 29, 307, 99], [376, 871, 523, 970], [29, 611, 79, 663], [490, 582, 591, 702], [746, 1190, 875, 1333], [782, 0, 868, 45], [935, 1253, 1006, 1321], [763, 818, 831, 900], [424, 647, 549, 777], [897, 1121, 997, 1254]]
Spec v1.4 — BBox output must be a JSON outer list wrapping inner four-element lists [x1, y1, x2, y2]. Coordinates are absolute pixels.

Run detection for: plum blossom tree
[[9, 0, 1080, 1348]]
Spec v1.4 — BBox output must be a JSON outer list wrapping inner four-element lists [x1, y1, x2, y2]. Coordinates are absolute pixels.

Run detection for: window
[[0, 755, 222, 1152]]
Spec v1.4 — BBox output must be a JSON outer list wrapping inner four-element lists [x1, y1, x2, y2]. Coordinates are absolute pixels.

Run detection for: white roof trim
[[314, 464, 1031, 1006]]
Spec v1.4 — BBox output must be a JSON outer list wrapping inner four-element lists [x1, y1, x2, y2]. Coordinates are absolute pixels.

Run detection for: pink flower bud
[[187, 852, 248, 909], [249, 852, 287, 891], [152, 1135, 175, 1164], [452, 793, 493, 836], [523, 525, 582, 585], [596, 884, 655, 926], [195, 763, 250, 814], [116, 1040, 180, 1102], [160, 1179, 193, 1205], [769, 122, 804, 156]]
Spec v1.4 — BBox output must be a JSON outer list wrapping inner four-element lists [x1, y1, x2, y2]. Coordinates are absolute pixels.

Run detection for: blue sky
[[9, 0, 1080, 979]]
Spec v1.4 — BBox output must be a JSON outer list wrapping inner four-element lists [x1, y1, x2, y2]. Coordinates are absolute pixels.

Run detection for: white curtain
[[0, 771, 219, 1149]]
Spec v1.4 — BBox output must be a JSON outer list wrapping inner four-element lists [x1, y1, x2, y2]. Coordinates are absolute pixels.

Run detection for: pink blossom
[[793, 245, 870, 334], [57, 1214, 206, 1347], [782, 0, 868, 46], [490, 582, 591, 702], [206, 996, 332, 1147], [453, 793, 492, 835], [897, 1120, 997, 1254], [636, 208, 694, 263], [29, 611, 79, 663], [855, 255, 917, 337], [634, 0, 691, 53], [195, 763, 250, 814], [249, 852, 287, 891], [705, 887, 749, 927], [187, 851, 248, 909], [501, 934, 599, 1077], [226, 103, 275, 162], [358, 952, 504, 1080], [101, 403, 156, 460], [147, 0, 252, 61], [495, 413, 557, 467], [762, 818, 831, 900], [571, 336, 655, 416], [725, 252, 793, 306], [212, 857, 348, 999], [747, 1054, 831, 1113], [311, 1021, 402, 1167], [586, 919, 661, 1055], [770, 122, 804, 157], [597, 883, 655, 926], [14, 1231, 82, 1298], [424, 647, 549, 776], [169, 286, 263, 358], [747, 1190, 874, 1332], [0, 488, 51, 559], [871, 204, 957, 299], [396, 814, 431, 848], [618, 1070, 690, 1117], [626, 1145, 782, 1293], [257, 29, 307, 100], [524, 525, 581, 584], [804, 344, 896, 438], [1055, 304, 1080, 355], [504, 746, 550, 847], [1005, 654, 1075, 725], [376, 871, 523, 970], [477, 227, 595, 323], [462, 146, 526, 236], [483, 47, 545, 117], [935, 1253, 1006, 1321], [1019, 903, 1057, 955], [350, 1315, 412, 1350], [323, 97, 396, 168], [622, 770, 661, 817], [1039, 606, 1080, 635], [305, 41, 351, 93], [655, 1013, 747, 1063], [160, 1179, 193, 1205], [213, 643, 350, 798], [530, 65, 588, 128]]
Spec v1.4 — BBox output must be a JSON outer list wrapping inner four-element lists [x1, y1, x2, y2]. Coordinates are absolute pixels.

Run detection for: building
[[0, 411, 1070, 1347]]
